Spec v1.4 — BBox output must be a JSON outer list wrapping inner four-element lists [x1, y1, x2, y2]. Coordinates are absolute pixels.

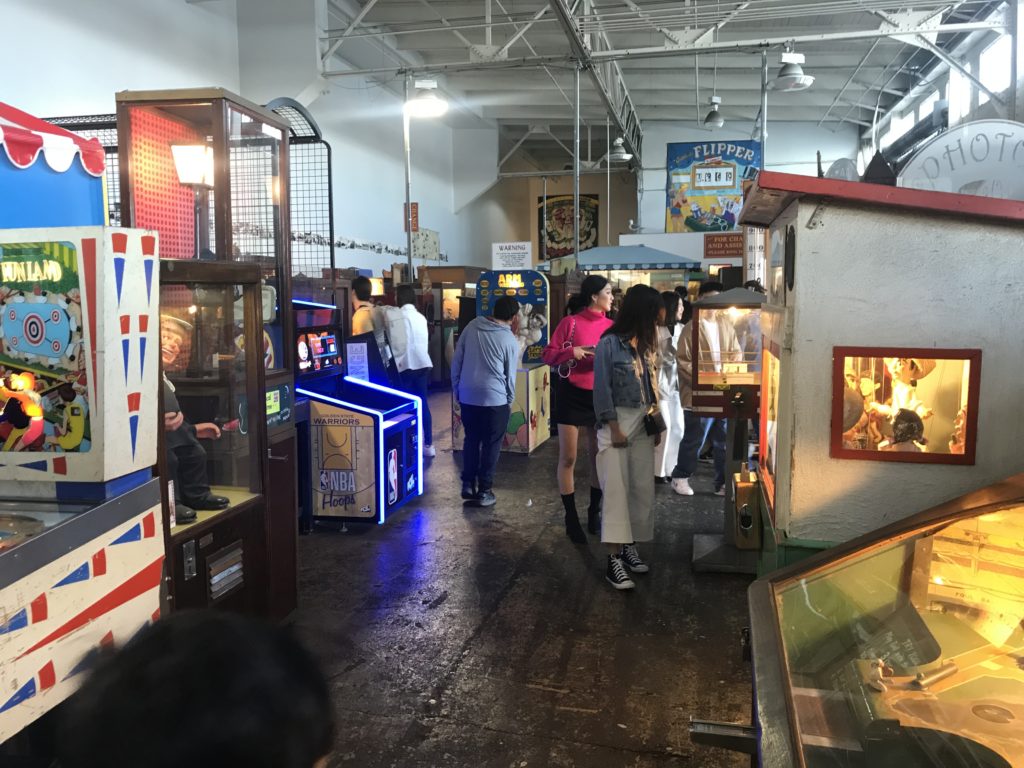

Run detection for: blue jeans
[[399, 367, 432, 445], [671, 410, 728, 489], [460, 403, 510, 491]]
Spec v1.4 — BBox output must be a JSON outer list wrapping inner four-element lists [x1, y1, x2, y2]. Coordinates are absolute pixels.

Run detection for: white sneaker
[[714, 486, 726, 497], [671, 477, 694, 496], [423, 444, 436, 458]]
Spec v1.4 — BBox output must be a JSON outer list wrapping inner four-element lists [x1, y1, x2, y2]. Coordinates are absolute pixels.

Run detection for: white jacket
[[392, 304, 433, 372]]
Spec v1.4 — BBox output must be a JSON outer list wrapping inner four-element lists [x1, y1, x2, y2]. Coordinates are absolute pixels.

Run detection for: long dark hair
[[660, 291, 681, 334], [602, 285, 663, 359], [566, 274, 609, 315]]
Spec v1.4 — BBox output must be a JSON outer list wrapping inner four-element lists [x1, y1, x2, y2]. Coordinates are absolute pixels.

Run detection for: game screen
[[294, 305, 336, 329], [300, 331, 341, 373]]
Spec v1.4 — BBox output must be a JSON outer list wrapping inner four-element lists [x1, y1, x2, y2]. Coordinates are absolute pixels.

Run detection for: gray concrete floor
[[294, 392, 753, 767]]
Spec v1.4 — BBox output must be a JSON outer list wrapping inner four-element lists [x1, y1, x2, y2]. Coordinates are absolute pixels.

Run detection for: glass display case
[[749, 473, 1024, 768], [160, 261, 266, 526], [832, 347, 981, 464], [116, 88, 294, 423]]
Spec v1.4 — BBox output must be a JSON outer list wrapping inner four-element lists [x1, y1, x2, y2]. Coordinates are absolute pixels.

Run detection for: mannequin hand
[[572, 346, 594, 361], [195, 422, 222, 440], [164, 411, 184, 432]]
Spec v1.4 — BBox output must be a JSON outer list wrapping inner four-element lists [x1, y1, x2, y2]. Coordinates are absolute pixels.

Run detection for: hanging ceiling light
[[704, 96, 724, 129], [404, 79, 448, 118], [770, 51, 815, 92], [608, 137, 633, 163]]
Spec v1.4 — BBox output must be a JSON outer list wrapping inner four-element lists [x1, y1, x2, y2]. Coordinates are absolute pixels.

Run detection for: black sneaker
[[606, 555, 635, 590], [461, 482, 476, 500], [619, 543, 649, 573], [475, 489, 497, 507]]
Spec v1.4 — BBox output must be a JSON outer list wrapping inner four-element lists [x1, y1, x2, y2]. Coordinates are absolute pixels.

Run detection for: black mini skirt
[[555, 376, 597, 427]]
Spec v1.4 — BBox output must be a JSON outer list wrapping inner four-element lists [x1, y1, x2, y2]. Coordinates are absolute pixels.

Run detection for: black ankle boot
[[587, 487, 602, 534], [562, 493, 587, 544]]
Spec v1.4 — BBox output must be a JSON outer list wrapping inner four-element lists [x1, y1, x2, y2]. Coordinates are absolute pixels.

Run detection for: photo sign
[[492, 241, 532, 270], [666, 140, 761, 233]]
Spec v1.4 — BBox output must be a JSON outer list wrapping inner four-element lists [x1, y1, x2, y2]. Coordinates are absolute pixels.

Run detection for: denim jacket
[[593, 334, 655, 426]]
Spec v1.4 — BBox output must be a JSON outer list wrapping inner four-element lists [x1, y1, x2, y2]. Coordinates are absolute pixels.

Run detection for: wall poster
[[538, 194, 598, 258], [665, 140, 761, 233]]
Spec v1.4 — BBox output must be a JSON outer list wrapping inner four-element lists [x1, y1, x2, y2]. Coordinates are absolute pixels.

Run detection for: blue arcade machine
[[293, 302, 423, 528]]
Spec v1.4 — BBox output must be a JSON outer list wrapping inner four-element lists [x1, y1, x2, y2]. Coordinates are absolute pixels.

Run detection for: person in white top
[[670, 281, 742, 497], [653, 291, 686, 482], [393, 284, 435, 456]]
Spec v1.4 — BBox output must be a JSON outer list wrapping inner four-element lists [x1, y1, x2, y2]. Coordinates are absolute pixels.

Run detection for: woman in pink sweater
[[542, 275, 614, 543]]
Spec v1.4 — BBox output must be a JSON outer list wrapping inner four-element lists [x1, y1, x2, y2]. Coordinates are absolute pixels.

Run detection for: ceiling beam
[[548, 0, 643, 164], [321, 0, 381, 65]]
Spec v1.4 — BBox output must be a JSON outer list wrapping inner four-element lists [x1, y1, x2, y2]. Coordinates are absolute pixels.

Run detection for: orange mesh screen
[[128, 109, 199, 260]]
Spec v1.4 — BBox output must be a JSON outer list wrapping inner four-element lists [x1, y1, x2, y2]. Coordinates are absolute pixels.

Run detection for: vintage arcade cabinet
[[688, 286, 766, 573], [452, 269, 551, 455], [0, 102, 163, 741], [116, 88, 297, 617], [738, 172, 1024, 573]]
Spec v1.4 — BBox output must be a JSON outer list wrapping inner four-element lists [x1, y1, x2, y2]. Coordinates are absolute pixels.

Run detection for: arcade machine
[[297, 329, 423, 526], [451, 269, 551, 455], [116, 87, 297, 618], [0, 102, 163, 742]]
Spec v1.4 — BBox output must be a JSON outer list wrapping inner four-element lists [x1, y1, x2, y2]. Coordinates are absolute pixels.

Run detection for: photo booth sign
[[0, 227, 160, 483]]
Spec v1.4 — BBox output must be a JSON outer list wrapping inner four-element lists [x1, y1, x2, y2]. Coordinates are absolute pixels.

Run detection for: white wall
[[774, 198, 1024, 543], [0, 0, 240, 116], [637, 121, 860, 233]]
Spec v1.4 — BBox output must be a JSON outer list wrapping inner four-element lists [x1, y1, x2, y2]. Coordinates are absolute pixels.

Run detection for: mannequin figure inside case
[[161, 315, 229, 523]]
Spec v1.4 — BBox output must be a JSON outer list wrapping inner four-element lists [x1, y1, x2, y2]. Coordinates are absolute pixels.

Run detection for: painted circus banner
[[665, 140, 761, 233]]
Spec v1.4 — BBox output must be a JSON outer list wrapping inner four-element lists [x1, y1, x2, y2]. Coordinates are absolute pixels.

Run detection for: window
[[949, 66, 972, 123], [979, 34, 1012, 105], [917, 89, 941, 123]]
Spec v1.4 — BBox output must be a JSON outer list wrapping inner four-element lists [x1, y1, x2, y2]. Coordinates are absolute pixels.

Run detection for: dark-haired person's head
[[352, 275, 373, 301], [396, 284, 417, 307], [698, 280, 725, 297], [566, 274, 611, 315], [492, 296, 520, 322], [57, 611, 334, 768], [660, 291, 681, 329], [674, 285, 689, 299], [681, 298, 693, 325], [604, 284, 662, 356], [743, 279, 765, 293]]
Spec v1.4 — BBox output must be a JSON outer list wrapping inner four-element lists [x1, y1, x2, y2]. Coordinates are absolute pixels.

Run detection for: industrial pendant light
[[404, 79, 448, 118], [704, 96, 724, 129], [770, 51, 814, 92], [608, 136, 633, 163]]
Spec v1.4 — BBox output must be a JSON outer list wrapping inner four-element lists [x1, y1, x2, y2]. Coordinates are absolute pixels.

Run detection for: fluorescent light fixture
[[704, 96, 725, 129], [608, 137, 633, 163], [170, 143, 214, 187], [770, 51, 814, 92], [292, 299, 338, 309], [404, 79, 448, 118]]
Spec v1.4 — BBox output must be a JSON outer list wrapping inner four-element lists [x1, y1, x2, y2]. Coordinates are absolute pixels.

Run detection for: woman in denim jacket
[[592, 286, 664, 590]]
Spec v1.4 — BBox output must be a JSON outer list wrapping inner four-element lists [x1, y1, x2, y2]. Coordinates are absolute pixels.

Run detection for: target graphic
[[23, 314, 46, 345]]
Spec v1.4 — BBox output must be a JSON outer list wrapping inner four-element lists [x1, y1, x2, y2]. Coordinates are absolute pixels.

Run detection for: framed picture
[[830, 347, 982, 464], [538, 194, 598, 258]]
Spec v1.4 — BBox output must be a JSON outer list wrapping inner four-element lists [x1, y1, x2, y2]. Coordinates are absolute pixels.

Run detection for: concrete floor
[[294, 392, 754, 767]]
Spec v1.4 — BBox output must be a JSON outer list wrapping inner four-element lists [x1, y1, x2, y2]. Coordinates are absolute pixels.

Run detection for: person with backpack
[[389, 284, 435, 457]]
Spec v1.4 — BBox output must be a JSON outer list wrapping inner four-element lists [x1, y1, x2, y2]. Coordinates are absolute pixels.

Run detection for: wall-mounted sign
[[666, 140, 761, 233], [403, 202, 419, 232], [492, 241, 532, 270], [704, 232, 745, 259], [898, 119, 1024, 199]]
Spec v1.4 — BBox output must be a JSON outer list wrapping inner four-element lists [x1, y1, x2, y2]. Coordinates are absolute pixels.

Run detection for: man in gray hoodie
[[451, 296, 520, 507]]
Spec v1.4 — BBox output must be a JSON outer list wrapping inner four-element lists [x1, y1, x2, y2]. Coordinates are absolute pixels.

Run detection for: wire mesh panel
[[44, 114, 121, 226]]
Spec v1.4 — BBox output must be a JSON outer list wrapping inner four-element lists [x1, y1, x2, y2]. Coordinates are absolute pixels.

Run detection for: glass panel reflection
[[776, 507, 1024, 767], [160, 283, 258, 508], [694, 306, 762, 386]]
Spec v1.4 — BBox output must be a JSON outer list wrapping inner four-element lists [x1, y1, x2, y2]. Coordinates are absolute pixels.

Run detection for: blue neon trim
[[344, 376, 423, 496], [292, 299, 338, 309], [296, 387, 386, 522]]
